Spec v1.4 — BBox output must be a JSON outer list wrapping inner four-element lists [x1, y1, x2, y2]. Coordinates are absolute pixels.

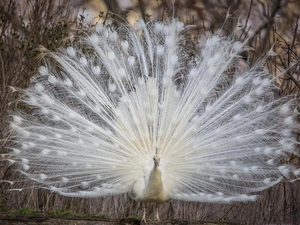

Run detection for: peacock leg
[[154, 203, 160, 221], [142, 203, 147, 222]]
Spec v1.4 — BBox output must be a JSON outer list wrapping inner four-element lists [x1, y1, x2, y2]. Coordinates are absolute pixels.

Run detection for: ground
[[0, 213, 239, 225]]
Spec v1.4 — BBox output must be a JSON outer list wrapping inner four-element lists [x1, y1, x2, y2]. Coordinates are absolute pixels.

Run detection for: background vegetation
[[1, 0, 299, 224]]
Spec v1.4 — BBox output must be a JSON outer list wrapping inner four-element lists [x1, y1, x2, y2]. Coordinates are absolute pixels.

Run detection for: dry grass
[[1, 0, 300, 224]]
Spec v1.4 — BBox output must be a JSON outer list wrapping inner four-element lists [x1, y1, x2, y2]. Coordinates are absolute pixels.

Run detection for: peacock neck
[[141, 158, 167, 203], [148, 164, 163, 188]]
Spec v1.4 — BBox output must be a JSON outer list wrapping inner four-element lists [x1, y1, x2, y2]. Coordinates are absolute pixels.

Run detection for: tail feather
[[8, 19, 299, 202]]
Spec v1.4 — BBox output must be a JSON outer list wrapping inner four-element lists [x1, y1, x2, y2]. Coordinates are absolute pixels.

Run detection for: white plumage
[[8, 19, 299, 221]]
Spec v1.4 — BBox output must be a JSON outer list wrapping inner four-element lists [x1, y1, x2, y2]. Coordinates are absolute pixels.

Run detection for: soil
[[0, 213, 239, 225]]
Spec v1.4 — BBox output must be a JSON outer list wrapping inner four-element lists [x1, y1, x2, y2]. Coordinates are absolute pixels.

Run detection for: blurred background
[[0, 0, 300, 224]]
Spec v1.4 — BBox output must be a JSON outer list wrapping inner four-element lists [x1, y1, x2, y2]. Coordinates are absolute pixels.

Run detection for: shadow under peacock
[[8, 19, 299, 222]]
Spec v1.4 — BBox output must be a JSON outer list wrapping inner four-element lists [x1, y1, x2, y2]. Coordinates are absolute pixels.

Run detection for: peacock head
[[153, 154, 160, 167]]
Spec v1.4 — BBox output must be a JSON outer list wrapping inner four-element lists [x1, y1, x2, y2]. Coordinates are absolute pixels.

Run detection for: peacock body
[[8, 19, 299, 219]]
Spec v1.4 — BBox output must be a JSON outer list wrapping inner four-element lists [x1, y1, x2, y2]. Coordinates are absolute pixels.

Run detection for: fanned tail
[[8, 19, 299, 202]]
